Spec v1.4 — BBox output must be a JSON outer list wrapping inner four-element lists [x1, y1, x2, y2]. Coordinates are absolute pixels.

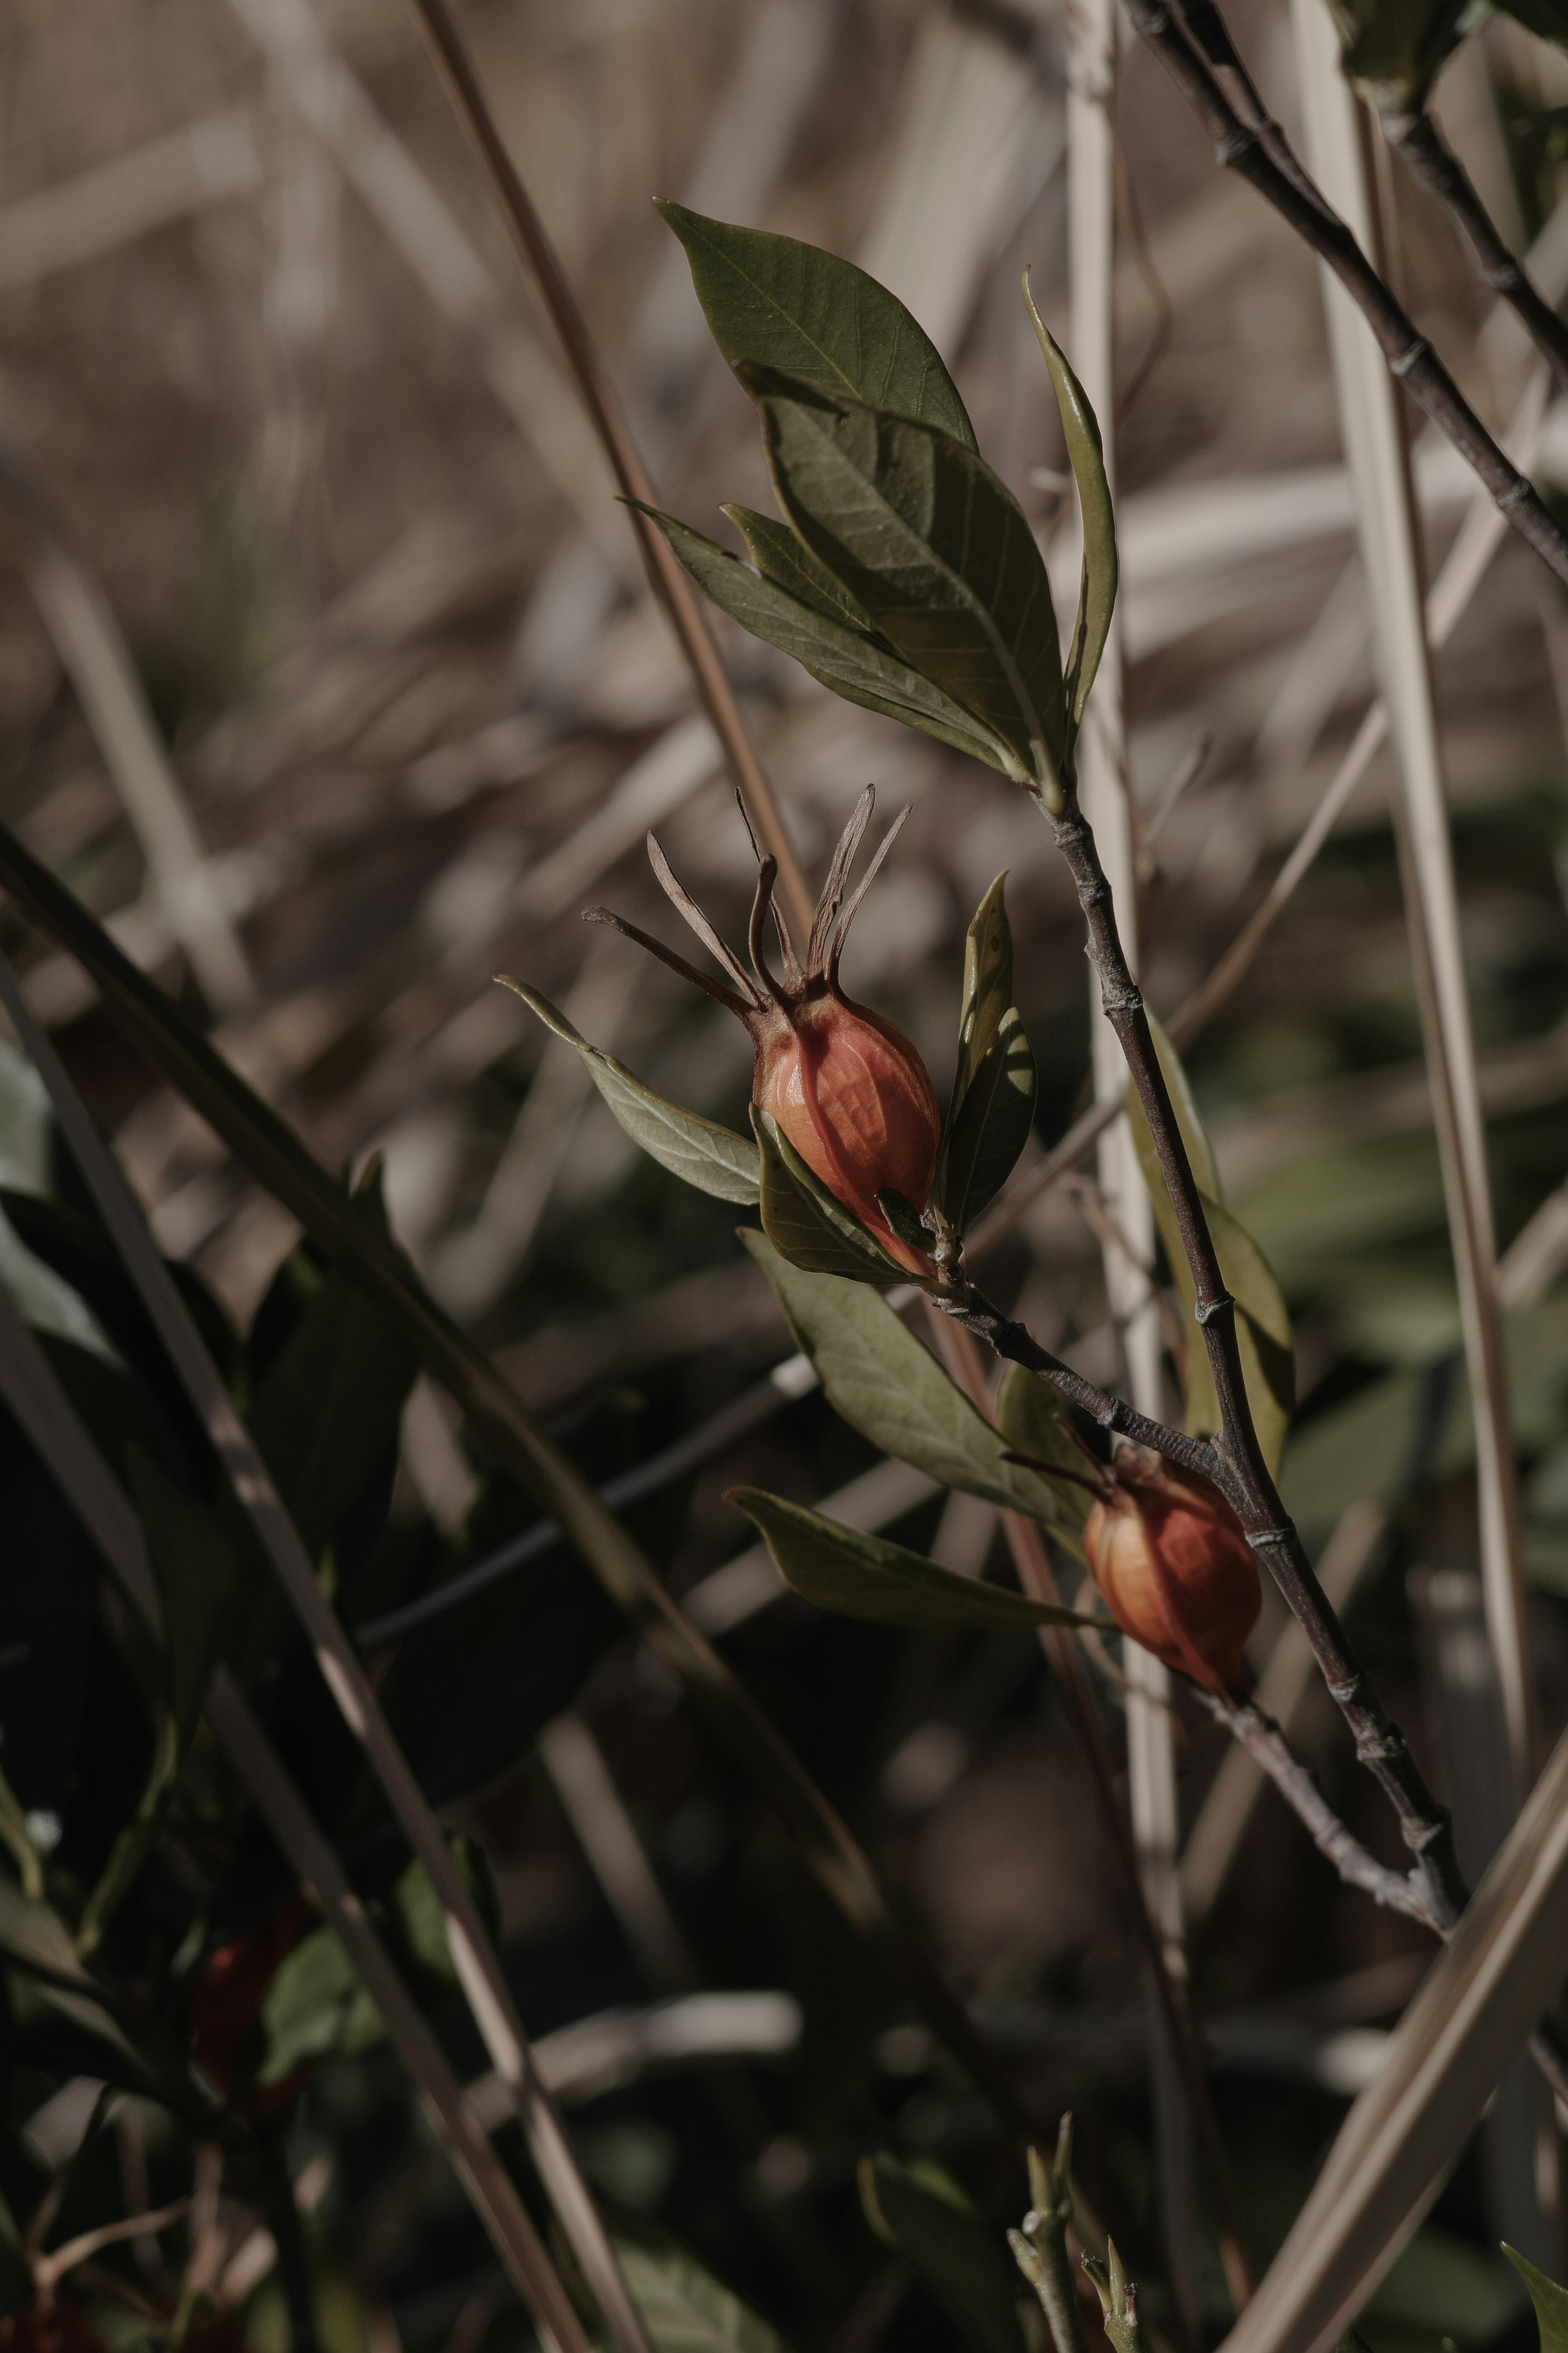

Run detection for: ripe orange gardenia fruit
[[1082, 1443, 1260, 1692], [590, 787, 941, 1272]]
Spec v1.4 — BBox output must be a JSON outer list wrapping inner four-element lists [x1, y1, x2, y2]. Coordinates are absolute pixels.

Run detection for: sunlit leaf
[[638, 505, 1018, 772], [860, 2154, 1029, 2353], [657, 203, 977, 448], [499, 976, 758, 1204], [729, 1488, 1105, 1632], [1022, 274, 1118, 734], [742, 366, 1066, 802], [938, 876, 1036, 1231], [742, 1231, 1087, 1550]]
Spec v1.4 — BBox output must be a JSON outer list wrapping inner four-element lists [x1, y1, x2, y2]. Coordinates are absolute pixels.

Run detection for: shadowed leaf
[[1503, 2246, 1568, 2353], [1022, 274, 1118, 734], [752, 1107, 910, 1287], [729, 1488, 1104, 1632], [860, 2154, 1029, 2353], [939, 876, 1036, 1230]]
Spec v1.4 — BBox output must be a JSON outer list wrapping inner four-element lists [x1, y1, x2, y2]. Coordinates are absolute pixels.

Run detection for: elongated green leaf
[[742, 367, 1066, 802], [1126, 1026, 1292, 1472], [639, 507, 1018, 772], [1022, 275, 1118, 734], [994, 1366, 1096, 1538], [127, 1448, 235, 1754], [499, 976, 758, 1204], [730, 1488, 1104, 1631], [1503, 2246, 1568, 2353], [247, 1174, 420, 1561], [860, 2155, 1028, 2353], [724, 503, 875, 629], [0, 819, 1036, 2137], [75, 1713, 179, 1958], [741, 1231, 1087, 1551], [1322, 0, 1469, 103], [657, 203, 976, 448], [0, 1879, 140, 2062], [753, 1107, 909, 1286], [614, 2232, 788, 2353], [939, 878, 1038, 1231]]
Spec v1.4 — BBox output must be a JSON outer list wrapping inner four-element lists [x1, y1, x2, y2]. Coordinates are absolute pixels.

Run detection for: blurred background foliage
[[5, 1, 1568, 2352]]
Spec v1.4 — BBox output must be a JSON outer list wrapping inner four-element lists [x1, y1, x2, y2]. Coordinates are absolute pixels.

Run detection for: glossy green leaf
[[742, 366, 1066, 803], [1022, 273, 1118, 736], [657, 202, 976, 448], [938, 875, 1037, 1230], [741, 1231, 1087, 1550], [730, 1488, 1105, 1632], [1503, 2245, 1568, 2353], [860, 2154, 1028, 2353], [614, 2230, 788, 2353], [753, 1107, 910, 1287], [499, 976, 759, 1204], [639, 506, 1018, 772]]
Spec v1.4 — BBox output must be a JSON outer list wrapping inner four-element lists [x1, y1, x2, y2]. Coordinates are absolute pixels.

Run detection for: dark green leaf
[[741, 1231, 1087, 1550], [261, 1921, 382, 2083], [994, 1366, 1095, 1540], [1503, 2244, 1568, 2353], [753, 1108, 910, 1287], [876, 1187, 929, 1251], [1022, 274, 1118, 735], [741, 367, 1066, 803], [127, 1448, 235, 1754], [75, 1714, 179, 1958], [0, 1880, 140, 2063], [499, 977, 759, 1204], [860, 2154, 1028, 2353], [938, 878, 1037, 1230], [657, 202, 976, 447], [247, 1173, 420, 1561], [1323, 0, 1470, 104], [724, 503, 874, 629], [638, 506, 1018, 773], [729, 1489, 1106, 1632]]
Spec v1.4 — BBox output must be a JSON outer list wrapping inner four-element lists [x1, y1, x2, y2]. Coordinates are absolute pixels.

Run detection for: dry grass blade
[[0, 952, 657, 2353], [0, 1283, 592, 2353], [1291, 0, 1538, 1798], [403, 0, 813, 939], [1216, 1721, 1568, 2353], [0, 831, 1033, 2143], [0, 442, 255, 1019]]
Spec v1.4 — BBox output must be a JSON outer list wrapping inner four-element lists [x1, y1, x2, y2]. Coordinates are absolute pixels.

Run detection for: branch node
[[1243, 1523, 1292, 1550], [1193, 1293, 1234, 1325], [1389, 337, 1430, 379]]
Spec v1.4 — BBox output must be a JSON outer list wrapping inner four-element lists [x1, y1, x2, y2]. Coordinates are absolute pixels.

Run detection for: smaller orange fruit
[[1085, 1445, 1259, 1692]]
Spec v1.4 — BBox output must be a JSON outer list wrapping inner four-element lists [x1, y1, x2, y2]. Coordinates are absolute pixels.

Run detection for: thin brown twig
[[1115, 0, 1568, 587], [401, 0, 814, 941]]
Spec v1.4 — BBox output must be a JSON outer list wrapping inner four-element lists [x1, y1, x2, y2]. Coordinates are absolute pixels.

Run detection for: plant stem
[[1113, 0, 1568, 589], [1376, 105, 1568, 396], [402, 0, 815, 942], [1009, 2123, 1092, 2353]]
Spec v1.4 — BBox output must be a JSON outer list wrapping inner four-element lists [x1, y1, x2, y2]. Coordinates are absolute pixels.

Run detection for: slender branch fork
[[937, 776, 1568, 2102], [1118, 0, 1568, 590]]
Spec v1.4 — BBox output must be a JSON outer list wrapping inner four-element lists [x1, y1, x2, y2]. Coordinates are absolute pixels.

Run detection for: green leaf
[[1146, 1010, 1220, 1198], [247, 1173, 421, 1561], [729, 1489, 1105, 1632], [994, 1366, 1096, 1537], [1021, 277, 1118, 738], [938, 876, 1036, 1231], [741, 367, 1066, 804], [261, 1923, 383, 2083], [0, 1880, 141, 2064], [75, 1715, 179, 1958], [753, 1108, 911, 1287], [724, 503, 876, 629], [1503, 2244, 1568, 2353], [657, 203, 976, 448], [1127, 1087, 1294, 1473], [499, 977, 759, 1204], [1322, 0, 1470, 104], [741, 1231, 1087, 1551], [0, 1759, 41, 1900], [860, 2154, 1027, 2353], [127, 1449, 236, 1753], [613, 2231, 788, 2353], [876, 1187, 929, 1252], [639, 506, 1019, 773]]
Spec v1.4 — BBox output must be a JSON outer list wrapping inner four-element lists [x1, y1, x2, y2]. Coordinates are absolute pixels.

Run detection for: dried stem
[[402, 0, 814, 940], [1114, 0, 1568, 588]]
